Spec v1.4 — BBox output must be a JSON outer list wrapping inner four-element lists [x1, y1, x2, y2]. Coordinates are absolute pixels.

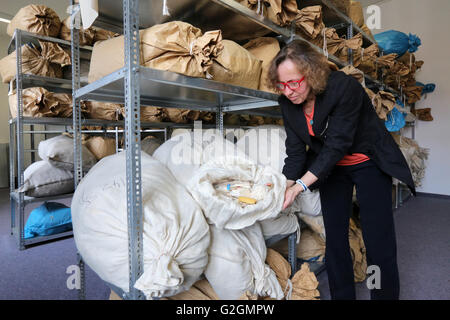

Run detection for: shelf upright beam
[[70, 1, 86, 300], [123, 0, 145, 300], [216, 94, 224, 135], [14, 29, 25, 250]]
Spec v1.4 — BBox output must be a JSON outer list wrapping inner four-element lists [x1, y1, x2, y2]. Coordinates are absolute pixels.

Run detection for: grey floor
[[0, 188, 449, 300]]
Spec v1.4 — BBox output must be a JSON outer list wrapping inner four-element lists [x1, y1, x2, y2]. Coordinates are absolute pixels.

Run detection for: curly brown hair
[[267, 40, 331, 96]]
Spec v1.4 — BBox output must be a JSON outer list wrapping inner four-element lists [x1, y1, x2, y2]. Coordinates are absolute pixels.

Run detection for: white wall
[[0, 33, 11, 144], [364, 0, 450, 196]]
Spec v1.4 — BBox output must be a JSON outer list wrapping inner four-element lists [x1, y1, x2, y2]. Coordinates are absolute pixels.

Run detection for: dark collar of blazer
[[278, 71, 345, 150]]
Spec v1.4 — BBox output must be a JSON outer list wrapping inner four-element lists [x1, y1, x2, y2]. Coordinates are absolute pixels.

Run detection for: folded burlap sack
[[266, 248, 320, 300], [7, 4, 61, 37], [243, 37, 280, 93], [0, 41, 71, 83], [59, 16, 95, 46]]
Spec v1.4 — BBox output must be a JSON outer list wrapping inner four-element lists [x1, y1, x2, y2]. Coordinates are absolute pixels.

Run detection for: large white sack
[[205, 223, 284, 300], [260, 212, 300, 241], [38, 135, 97, 172], [71, 152, 210, 299]]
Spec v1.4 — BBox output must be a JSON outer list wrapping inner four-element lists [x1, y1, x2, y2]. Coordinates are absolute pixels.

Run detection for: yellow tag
[[238, 196, 257, 205]]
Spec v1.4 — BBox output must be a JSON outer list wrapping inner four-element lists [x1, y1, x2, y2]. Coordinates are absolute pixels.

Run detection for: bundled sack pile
[[152, 130, 303, 299], [8, 87, 88, 118], [391, 134, 429, 187], [18, 134, 97, 198], [88, 21, 262, 90]]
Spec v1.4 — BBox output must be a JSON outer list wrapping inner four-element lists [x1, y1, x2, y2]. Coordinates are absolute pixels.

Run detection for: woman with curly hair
[[268, 40, 415, 300]]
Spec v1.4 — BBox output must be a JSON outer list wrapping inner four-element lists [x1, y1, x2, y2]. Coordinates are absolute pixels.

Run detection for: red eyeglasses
[[276, 76, 306, 91]]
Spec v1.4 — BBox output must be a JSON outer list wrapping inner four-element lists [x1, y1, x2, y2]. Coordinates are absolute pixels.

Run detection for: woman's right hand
[[282, 183, 303, 210]]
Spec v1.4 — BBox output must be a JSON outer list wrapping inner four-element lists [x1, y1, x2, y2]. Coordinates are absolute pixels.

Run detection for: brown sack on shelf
[[404, 85, 423, 104], [141, 21, 223, 80], [92, 27, 120, 43], [85, 136, 117, 160], [294, 5, 325, 40], [223, 113, 248, 126], [165, 108, 201, 124], [88, 32, 144, 83], [210, 39, 262, 90], [412, 108, 433, 121], [199, 111, 215, 124], [264, 0, 299, 27], [7, 4, 61, 37], [358, 43, 379, 78], [243, 37, 280, 93], [323, 28, 343, 56], [340, 65, 365, 86], [348, 0, 364, 27], [44, 92, 74, 118], [361, 24, 375, 42], [372, 91, 396, 120], [349, 218, 367, 282], [8, 87, 52, 118], [84, 101, 123, 121], [375, 53, 398, 69], [0, 41, 71, 83], [266, 249, 320, 300], [335, 33, 363, 66], [59, 16, 95, 46], [140, 106, 168, 123]]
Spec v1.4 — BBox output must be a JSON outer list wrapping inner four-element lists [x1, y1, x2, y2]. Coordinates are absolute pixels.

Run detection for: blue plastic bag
[[385, 107, 406, 132], [24, 202, 72, 239], [374, 30, 421, 56], [416, 81, 436, 95]]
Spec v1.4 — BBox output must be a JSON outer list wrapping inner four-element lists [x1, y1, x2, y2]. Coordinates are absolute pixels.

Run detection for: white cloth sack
[[38, 135, 97, 172], [205, 223, 284, 300], [19, 161, 74, 197], [297, 189, 322, 217], [71, 152, 210, 299], [260, 212, 300, 241]]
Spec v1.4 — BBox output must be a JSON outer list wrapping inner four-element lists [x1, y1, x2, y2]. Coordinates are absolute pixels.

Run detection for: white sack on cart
[[71, 152, 210, 299], [204, 223, 284, 300]]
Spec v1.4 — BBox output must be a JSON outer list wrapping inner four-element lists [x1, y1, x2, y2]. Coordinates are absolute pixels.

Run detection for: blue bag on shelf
[[24, 202, 72, 239], [416, 81, 436, 95], [385, 106, 406, 132], [374, 30, 421, 56]]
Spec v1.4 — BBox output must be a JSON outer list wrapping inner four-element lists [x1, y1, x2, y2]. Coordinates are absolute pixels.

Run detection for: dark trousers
[[319, 160, 400, 300]]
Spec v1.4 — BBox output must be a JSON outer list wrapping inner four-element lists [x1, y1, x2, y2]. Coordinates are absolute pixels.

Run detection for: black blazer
[[280, 71, 416, 195]]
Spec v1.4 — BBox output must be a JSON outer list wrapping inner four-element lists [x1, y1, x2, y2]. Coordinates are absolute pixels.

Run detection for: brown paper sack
[[295, 5, 325, 41], [7, 4, 61, 37], [85, 136, 117, 160], [92, 27, 120, 43], [223, 113, 248, 126], [358, 43, 379, 79], [165, 108, 200, 124], [88, 33, 144, 83], [348, 1, 364, 27], [412, 108, 433, 121], [404, 86, 423, 104], [328, 0, 351, 15], [140, 21, 223, 80], [139, 106, 169, 123], [335, 33, 363, 67], [44, 92, 74, 118], [59, 17, 95, 46], [266, 249, 320, 300], [349, 218, 367, 282], [371, 91, 396, 120], [0, 41, 71, 83], [243, 37, 280, 93], [210, 39, 262, 90], [199, 111, 215, 124], [9, 87, 52, 118], [361, 24, 375, 42], [340, 65, 365, 86], [84, 101, 123, 121]]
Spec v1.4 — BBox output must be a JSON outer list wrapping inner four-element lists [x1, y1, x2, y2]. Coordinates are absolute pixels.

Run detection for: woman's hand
[[282, 183, 303, 210]]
